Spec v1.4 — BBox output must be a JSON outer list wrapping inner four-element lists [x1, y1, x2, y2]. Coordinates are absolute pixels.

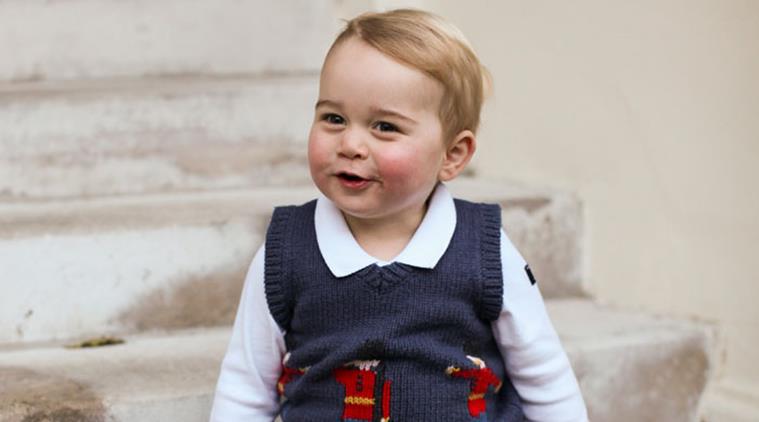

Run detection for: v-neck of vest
[[354, 262, 412, 294]]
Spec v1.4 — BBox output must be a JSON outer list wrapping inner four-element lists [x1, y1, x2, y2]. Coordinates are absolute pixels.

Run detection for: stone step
[[700, 380, 759, 422], [0, 328, 228, 422], [0, 299, 714, 422], [0, 179, 583, 345], [0, 0, 335, 83], [0, 75, 317, 199], [550, 300, 715, 422]]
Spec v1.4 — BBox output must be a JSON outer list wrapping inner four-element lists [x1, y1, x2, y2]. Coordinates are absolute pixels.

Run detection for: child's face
[[308, 37, 449, 224]]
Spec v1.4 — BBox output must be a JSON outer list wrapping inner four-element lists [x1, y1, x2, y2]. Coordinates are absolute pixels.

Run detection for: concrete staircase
[[0, 1, 715, 421]]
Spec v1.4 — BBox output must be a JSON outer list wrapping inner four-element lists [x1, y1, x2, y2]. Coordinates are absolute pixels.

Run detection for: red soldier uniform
[[447, 357, 502, 418], [277, 353, 308, 398], [277, 365, 305, 396], [334, 361, 392, 422]]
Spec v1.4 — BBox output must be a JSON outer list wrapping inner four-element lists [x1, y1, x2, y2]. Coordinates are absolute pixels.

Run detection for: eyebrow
[[315, 99, 418, 125]]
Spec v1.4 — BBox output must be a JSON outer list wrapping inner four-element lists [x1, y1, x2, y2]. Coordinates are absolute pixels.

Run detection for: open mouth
[[337, 172, 367, 182], [336, 172, 372, 188]]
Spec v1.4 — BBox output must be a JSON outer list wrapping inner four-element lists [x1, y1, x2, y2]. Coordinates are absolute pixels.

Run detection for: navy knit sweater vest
[[264, 198, 524, 421]]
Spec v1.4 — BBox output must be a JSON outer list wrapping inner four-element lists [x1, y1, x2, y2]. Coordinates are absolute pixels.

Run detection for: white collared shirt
[[210, 184, 588, 422]]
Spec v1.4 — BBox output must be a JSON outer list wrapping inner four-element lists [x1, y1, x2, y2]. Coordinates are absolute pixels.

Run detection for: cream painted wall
[[372, 0, 759, 389]]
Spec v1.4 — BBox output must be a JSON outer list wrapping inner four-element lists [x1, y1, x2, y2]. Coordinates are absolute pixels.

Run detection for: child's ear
[[438, 130, 476, 182]]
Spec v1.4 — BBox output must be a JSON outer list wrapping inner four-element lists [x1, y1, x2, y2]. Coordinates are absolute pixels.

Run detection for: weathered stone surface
[[549, 299, 716, 422], [0, 0, 335, 82], [0, 300, 713, 421], [0, 329, 228, 422], [0, 187, 317, 345], [0, 76, 316, 199], [0, 181, 581, 344], [0, 367, 105, 422]]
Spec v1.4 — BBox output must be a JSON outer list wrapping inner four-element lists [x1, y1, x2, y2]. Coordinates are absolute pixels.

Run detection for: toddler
[[210, 9, 587, 421]]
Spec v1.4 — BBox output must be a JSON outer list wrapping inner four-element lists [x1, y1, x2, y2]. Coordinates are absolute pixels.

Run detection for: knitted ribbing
[[264, 199, 524, 421], [478, 203, 505, 321]]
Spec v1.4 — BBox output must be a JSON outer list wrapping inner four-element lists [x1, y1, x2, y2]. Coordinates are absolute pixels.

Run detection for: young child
[[210, 9, 587, 422]]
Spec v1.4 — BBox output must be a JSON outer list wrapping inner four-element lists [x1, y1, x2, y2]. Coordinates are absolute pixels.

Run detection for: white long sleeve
[[209, 245, 284, 422], [493, 229, 588, 422]]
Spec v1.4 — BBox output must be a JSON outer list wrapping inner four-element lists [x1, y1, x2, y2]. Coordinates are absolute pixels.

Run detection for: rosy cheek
[[307, 132, 328, 168], [374, 149, 419, 181]]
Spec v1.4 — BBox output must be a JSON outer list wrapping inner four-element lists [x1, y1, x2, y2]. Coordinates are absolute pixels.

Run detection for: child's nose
[[337, 129, 369, 159]]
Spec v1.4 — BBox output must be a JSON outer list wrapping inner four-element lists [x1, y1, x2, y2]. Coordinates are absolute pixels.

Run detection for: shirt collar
[[314, 183, 457, 278]]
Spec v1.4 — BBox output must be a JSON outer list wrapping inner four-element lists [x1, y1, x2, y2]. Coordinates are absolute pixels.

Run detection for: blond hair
[[328, 9, 491, 142]]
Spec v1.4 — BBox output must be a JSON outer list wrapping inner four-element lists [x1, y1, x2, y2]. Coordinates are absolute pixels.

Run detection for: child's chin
[[334, 201, 384, 220], [336, 204, 374, 218]]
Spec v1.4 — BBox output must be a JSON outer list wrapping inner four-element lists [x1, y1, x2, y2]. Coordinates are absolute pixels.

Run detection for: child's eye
[[321, 113, 345, 125], [374, 121, 399, 133]]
